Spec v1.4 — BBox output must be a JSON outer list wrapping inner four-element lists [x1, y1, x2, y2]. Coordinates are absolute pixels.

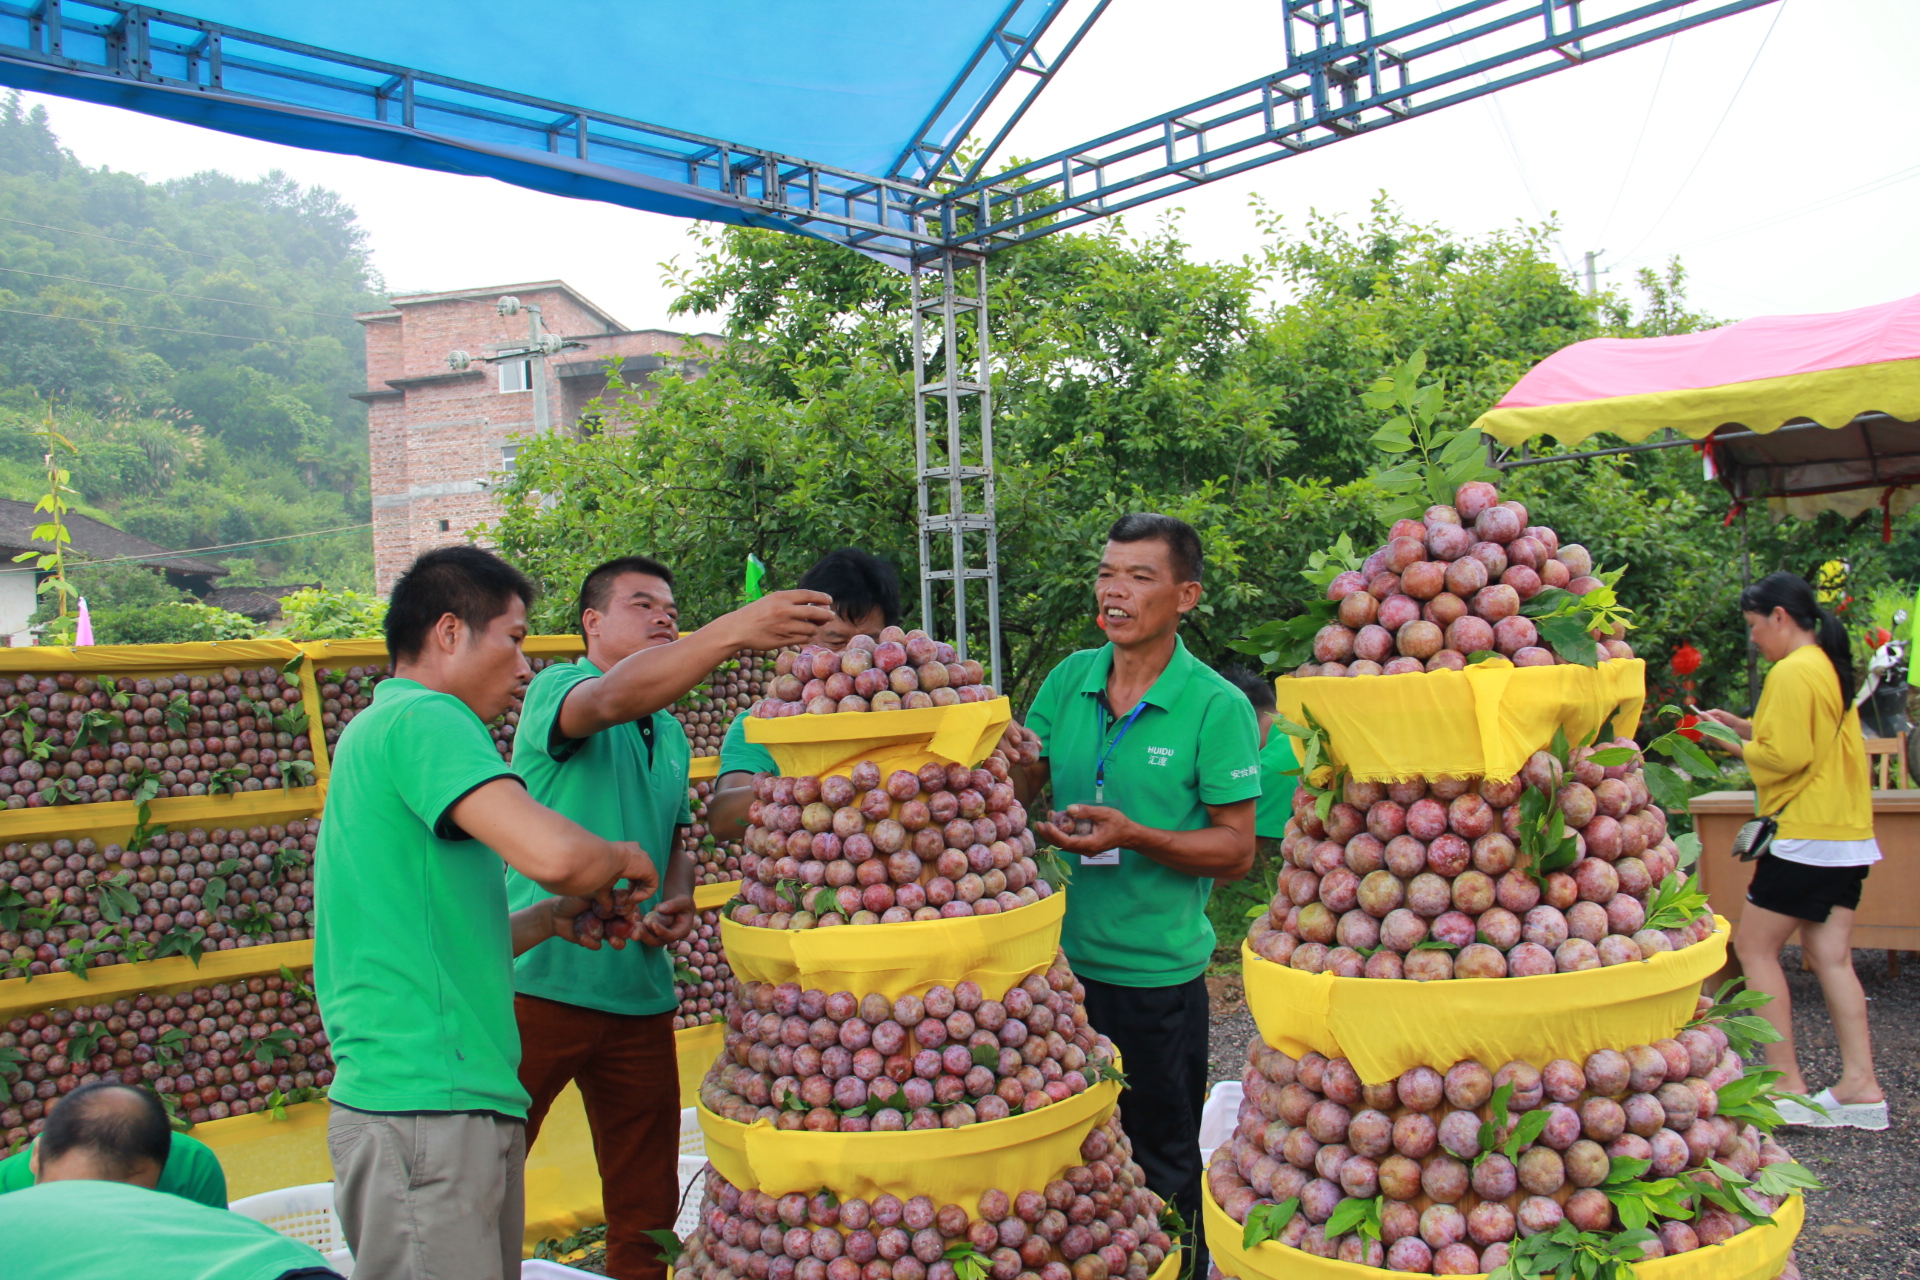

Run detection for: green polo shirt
[[719, 709, 775, 778], [316, 678, 530, 1118], [507, 658, 690, 1017], [0, 1132, 226, 1208], [1255, 729, 1299, 839], [0, 1178, 331, 1279], [1025, 636, 1262, 987]]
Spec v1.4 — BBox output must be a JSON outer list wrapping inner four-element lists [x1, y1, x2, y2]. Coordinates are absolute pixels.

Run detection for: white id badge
[[1080, 848, 1122, 866]]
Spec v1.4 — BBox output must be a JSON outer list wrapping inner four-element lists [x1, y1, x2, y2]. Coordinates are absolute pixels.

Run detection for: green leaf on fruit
[[643, 1228, 686, 1264], [943, 1242, 991, 1280], [1536, 615, 1600, 667], [1643, 872, 1710, 932], [1322, 1193, 1383, 1242], [970, 1043, 1000, 1069], [1584, 746, 1637, 766], [1751, 1159, 1823, 1197], [1242, 1198, 1299, 1249], [1410, 938, 1459, 952], [1502, 1107, 1551, 1162]]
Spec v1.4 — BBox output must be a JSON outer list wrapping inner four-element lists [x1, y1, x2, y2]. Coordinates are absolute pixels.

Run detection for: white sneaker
[[1794, 1087, 1890, 1131]]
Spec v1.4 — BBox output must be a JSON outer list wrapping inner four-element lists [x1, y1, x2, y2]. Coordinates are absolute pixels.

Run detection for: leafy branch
[[1688, 978, 1783, 1061], [1242, 1198, 1300, 1249], [1273, 706, 1342, 823], [1598, 1156, 1696, 1231], [1487, 1221, 1655, 1280], [1364, 350, 1500, 523], [13, 412, 79, 618], [1228, 536, 1365, 670]]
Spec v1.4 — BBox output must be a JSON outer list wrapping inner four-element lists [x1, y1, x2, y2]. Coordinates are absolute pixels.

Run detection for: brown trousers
[[516, 994, 682, 1280]]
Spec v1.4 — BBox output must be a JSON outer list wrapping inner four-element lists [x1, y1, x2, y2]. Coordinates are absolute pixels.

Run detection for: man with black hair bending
[[1015, 514, 1262, 1271], [0, 1082, 338, 1278], [319, 545, 666, 1280], [507, 555, 831, 1280]]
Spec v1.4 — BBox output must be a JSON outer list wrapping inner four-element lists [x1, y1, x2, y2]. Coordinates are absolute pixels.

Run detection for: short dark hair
[[798, 548, 902, 627], [385, 545, 536, 662], [1106, 513, 1203, 583], [1219, 664, 1276, 714], [39, 1083, 171, 1181], [577, 556, 676, 631]]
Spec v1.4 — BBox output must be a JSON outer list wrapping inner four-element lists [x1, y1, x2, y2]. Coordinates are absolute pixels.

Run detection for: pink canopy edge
[[1492, 292, 1920, 410]]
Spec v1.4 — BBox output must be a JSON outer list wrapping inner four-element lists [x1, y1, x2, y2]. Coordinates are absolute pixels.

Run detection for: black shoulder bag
[[1728, 718, 1849, 862]]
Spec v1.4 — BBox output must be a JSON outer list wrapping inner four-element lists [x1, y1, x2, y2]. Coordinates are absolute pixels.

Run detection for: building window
[[501, 443, 521, 474], [438, 519, 451, 532], [498, 359, 533, 393]]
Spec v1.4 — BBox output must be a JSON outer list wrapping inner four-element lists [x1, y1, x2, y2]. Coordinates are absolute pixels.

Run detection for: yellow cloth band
[[743, 698, 1013, 777]]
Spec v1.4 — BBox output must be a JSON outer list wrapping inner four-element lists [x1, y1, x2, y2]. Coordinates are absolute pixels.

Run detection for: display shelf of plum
[[0, 667, 316, 808], [729, 753, 1047, 930], [674, 908, 731, 1029], [675, 649, 776, 757], [682, 780, 746, 887], [700, 956, 1119, 1131], [1251, 747, 1709, 980], [0, 967, 333, 1155], [0, 820, 319, 979], [1299, 486, 1635, 676], [1209, 1015, 1808, 1274], [677, 1112, 1175, 1280], [321, 659, 568, 763]]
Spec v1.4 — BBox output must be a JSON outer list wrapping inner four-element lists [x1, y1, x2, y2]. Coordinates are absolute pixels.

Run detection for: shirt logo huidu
[[1147, 746, 1174, 767]]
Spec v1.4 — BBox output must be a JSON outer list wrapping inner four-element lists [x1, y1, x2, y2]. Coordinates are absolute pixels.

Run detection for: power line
[[1596, 5, 1683, 247], [1616, 160, 1920, 268], [1618, 0, 1788, 263], [0, 304, 300, 346], [0, 213, 270, 268], [57, 520, 384, 572], [0, 263, 361, 322]]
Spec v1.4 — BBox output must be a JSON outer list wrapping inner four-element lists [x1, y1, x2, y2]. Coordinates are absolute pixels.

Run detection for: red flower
[[1670, 643, 1702, 676], [1677, 713, 1703, 743]]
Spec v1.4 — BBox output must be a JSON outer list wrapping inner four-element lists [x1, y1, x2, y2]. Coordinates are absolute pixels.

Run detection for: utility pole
[[447, 295, 574, 436], [1583, 250, 1601, 297]]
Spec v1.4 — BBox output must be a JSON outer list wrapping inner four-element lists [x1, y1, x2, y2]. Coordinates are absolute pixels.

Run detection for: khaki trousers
[[328, 1104, 527, 1280]]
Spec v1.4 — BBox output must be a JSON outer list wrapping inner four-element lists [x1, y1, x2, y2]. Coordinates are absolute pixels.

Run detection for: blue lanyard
[[1094, 700, 1149, 803]]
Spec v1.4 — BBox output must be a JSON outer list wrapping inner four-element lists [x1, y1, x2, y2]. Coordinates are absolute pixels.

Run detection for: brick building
[[354, 281, 721, 592]]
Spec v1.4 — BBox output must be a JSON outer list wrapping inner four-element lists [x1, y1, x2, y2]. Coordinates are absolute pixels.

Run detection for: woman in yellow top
[[1698, 572, 1887, 1130]]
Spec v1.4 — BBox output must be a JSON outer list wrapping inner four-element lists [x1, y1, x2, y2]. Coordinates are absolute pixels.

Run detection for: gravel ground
[[1204, 949, 1919, 1279]]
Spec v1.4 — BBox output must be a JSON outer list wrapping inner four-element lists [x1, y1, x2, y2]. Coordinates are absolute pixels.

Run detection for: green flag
[[744, 554, 768, 602]]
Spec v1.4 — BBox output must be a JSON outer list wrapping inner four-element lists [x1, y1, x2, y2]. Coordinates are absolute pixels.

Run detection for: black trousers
[[1080, 973, 1210, 1275]]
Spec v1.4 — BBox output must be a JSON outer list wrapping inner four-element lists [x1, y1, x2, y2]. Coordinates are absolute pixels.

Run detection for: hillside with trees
[[0, 92, 381, 620]]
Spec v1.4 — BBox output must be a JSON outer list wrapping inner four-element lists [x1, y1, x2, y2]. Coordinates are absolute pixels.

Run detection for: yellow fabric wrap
[[695, 879, 744, 910], [1273, 660, 1646, 783], [721, 890, 1066, 1001], [677, 1020, 725, 1107], [695, 1079, 1119, 1213], [5, 639, 305, 671], [0, 939, 314, 1019], [189, 1098, 335, 1201], [1203, 1178, 1802, 1280], [743, 698, 1013, 777], [1472, 357, 1920, 448], [1241, 919, 1730, 1085]]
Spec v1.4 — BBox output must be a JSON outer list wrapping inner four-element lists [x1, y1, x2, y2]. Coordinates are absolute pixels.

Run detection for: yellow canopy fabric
[[721, 891, 1065, 1001], [1473, 357, 1920, 448], [743, 698, 1012, 777], [1241, 919, 1729, 1085], [1203, 1178, 1802, 1280], [696, 1080, 1119, 1214], [1272, 659, 1645, 784]]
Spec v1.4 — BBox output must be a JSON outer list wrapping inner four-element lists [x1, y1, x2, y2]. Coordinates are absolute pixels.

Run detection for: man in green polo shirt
[[1022, 513, 1260, 1268], [509, 555, 831, 1280], [0, 1081, 335, 1278], [709, 547, 902, 838], [319, 546, 662, 1280], [0, 1123, 226, 1209]]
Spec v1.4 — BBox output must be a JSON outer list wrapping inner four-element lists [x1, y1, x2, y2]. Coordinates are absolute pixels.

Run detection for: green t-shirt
[[507, 658, 691, 1017], [1254, 729, 1299, 839], [0, 1178, 332, 1279], [0, 1131, 227, 1208], [315, 678, 530, 1118], [719, 709, 774, 778], [1025, 636, 1262, 987]]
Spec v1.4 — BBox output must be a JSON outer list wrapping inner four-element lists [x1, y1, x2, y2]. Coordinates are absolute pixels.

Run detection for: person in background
[[0, 1081, 338, 1279], [708, 548, 904, 839], [319, 545, 661, 1280], [508, 556, 831, 1280], [1015, 513, 1261, 1271], [1219, 665, 1298, 860], [0, 1101, 226, 1207], [1695, 570, 1888, 1131]]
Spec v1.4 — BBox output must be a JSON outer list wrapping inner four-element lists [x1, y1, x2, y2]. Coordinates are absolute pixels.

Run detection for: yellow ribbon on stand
[[743, 698, 1013, 778], [1241, 918, 1730, 1085], [1273, 659, 1646, 783]]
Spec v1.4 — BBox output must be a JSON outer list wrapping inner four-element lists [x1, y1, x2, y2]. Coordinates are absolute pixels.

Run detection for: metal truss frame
[[0, 0, 1778, 654]]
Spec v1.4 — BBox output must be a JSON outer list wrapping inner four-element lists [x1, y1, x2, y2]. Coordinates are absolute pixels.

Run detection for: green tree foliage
[[276, 586, 387, 640], [0, 93, 379, 598], [42, 600, 259, 644]]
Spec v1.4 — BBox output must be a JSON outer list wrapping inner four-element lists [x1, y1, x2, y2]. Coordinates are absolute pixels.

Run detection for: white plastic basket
[[228, 1181, 355, 1276], [676, 1105, 711, 1238], [1197, 1080, 1243, 1167]]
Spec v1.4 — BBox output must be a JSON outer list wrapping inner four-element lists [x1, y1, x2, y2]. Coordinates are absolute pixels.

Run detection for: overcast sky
[[18, 0, 1918, 332]]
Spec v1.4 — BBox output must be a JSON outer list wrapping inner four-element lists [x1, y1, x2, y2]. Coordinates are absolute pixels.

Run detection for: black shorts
[[1746, 853, 1870, 923]]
